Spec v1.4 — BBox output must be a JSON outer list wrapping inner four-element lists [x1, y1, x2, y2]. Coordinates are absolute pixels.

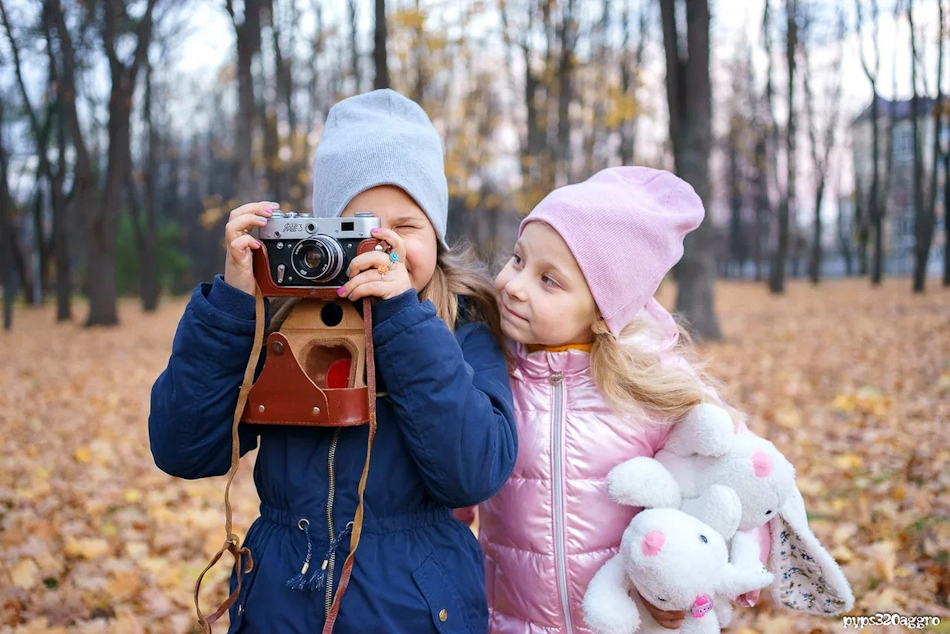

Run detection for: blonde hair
[[268, 243, 505, 348], [589, 318, 722, 420]]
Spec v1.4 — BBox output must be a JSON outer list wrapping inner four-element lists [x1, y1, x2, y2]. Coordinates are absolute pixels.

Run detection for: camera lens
[[303, 247, 324, 269], [291, 237, 345, 282]]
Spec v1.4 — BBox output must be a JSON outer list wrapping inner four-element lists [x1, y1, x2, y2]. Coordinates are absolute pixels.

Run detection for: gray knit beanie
[[311, 89, 449, 248]]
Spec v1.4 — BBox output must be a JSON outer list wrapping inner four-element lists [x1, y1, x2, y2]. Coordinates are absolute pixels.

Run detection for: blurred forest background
[[1, 2, 950, 633], [0, 0, 948, 338]]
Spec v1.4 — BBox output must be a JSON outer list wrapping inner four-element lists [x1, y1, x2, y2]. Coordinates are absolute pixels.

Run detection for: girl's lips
[[502, 302, 527, 322]]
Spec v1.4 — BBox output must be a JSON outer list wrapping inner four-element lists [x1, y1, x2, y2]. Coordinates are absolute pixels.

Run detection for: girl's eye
[[542, 275, 559, 288], [511, 254, 523, 267]]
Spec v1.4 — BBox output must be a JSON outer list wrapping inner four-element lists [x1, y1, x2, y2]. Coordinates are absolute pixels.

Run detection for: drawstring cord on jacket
[[286, 518, 314, 591], [287, 520, 354, 593]]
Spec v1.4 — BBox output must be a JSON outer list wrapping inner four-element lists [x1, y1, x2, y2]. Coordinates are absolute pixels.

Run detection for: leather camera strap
[[194, 285, 265, 633]]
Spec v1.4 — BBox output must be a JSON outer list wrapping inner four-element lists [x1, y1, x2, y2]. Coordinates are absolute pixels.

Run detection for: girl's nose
[[504, 275, 527, 302]]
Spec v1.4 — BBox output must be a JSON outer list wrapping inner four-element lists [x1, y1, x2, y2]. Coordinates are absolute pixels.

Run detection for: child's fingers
[[346, 251, 391, 278], [225, 213, 269, 243], [339, 268, 387, 298], [370, 227, 407, 260], [346, 280, 390, 302], [228, 201, 279, 222], [228, 234, 262, 262]]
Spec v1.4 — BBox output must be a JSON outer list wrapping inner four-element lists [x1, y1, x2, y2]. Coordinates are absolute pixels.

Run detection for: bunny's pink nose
[[752, 450, 773, 478], [641, 530, 665, 557]]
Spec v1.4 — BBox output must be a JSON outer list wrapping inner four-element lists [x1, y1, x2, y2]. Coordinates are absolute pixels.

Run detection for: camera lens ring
[[291, 236, 345, 282]]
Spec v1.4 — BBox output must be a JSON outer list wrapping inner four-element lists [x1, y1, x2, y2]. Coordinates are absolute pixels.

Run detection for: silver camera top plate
[[253, 212, 380, 241]]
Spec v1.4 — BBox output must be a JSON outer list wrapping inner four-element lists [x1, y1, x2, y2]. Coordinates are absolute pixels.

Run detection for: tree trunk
[[661, 0, 721, 341], [555, 0, 576, 184], [909, 1, 932, 292], [87, 0, 157, 326], [619, 2, 647, 166], [926, 0, 945, 287], [869, 89, 886, 284], [809, 177, 825, 282], [88, 82, 134, 326], [728, 122, 743, 277], [349, 0, 361, 92], [141, 59, 160, 311], [46, 0, 97, 289], [3, 0, 73, 317], [770, 0, 797, 294], [412, 0, 425, 104], [944, 143, 950, 286], [0, 99, 12, 330], [524, 50, 541, 186], [374, 0, 389, 90], [619, 3, 632, 166], [31, 187, 47, 304], [837, 193, 854, 276], [53, 100, 71, 320], [232, 0, 262, 201], [855, 177, 869, 275]]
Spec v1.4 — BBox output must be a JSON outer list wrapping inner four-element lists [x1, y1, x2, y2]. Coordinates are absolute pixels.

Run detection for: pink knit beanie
[[519, 167, 705, 340]]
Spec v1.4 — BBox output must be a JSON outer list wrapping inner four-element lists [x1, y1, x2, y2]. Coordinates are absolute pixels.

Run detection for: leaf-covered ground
[[1, 278, 948, 633]]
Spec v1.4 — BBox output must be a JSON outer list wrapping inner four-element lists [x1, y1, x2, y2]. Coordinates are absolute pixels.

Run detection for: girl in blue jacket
[[149, 89, 517, 633]]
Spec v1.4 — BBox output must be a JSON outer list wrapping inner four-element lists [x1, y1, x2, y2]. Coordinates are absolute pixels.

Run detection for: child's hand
[[338, 227, 412, 301], [223, 201, 279, 296], [733, 589, 760, 607], [640, 598, 686, 629]]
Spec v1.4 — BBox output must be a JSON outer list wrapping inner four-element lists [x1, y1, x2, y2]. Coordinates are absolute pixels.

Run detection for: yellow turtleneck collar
[[526, 343, 593, 354]]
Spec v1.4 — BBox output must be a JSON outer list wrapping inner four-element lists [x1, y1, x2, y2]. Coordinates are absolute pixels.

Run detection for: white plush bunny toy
[[583, 481, 774, 634], [608, 404, 855, 616]]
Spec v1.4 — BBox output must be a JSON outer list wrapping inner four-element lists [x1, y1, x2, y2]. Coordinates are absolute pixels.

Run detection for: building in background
[[851, 96, 948, 276]]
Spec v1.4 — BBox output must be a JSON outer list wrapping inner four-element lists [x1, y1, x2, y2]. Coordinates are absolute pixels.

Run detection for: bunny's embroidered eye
[[765, 510, 773, 515], [699, 534, 708, 544]]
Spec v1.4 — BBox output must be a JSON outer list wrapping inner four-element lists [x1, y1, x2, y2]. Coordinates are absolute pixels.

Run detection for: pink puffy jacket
[[476, 346, 769, 633]]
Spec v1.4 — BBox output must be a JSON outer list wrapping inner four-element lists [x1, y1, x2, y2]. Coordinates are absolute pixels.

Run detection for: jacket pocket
[[412, 554, 473, 634], [224, 557, 260, 632], [228, 529, 264, 632]]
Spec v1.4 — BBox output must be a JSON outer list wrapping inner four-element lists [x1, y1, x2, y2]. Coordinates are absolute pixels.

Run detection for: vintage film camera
[[253, 211, 380, 289], [245, 211, 382, 424]]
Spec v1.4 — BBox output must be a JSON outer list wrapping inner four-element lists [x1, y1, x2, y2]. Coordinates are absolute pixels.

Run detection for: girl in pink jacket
[[478, 167, 770, 633]]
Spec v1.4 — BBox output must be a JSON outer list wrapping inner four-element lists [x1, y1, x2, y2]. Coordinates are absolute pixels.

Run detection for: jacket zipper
[[324, 428, 342, 619], [549, 372, 574, 634]]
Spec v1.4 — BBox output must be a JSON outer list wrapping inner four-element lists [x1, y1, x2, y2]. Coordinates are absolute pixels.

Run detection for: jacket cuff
[[205, 274, 257, 320], [191, 275, 263, 335], [372, 288, 420, 325]]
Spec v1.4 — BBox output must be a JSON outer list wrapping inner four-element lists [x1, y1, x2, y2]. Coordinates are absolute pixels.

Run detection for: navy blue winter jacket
[[149, 275, 517, 632]]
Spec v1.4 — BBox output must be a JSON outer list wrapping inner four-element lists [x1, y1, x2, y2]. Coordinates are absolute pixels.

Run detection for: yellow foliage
[[832, 386, 892, 416], [393, 8, 426, 31], [605, 91, 640, 128]]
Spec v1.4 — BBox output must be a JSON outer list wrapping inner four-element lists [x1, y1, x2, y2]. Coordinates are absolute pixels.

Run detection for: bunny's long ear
[[769, 487, 855, 614]]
